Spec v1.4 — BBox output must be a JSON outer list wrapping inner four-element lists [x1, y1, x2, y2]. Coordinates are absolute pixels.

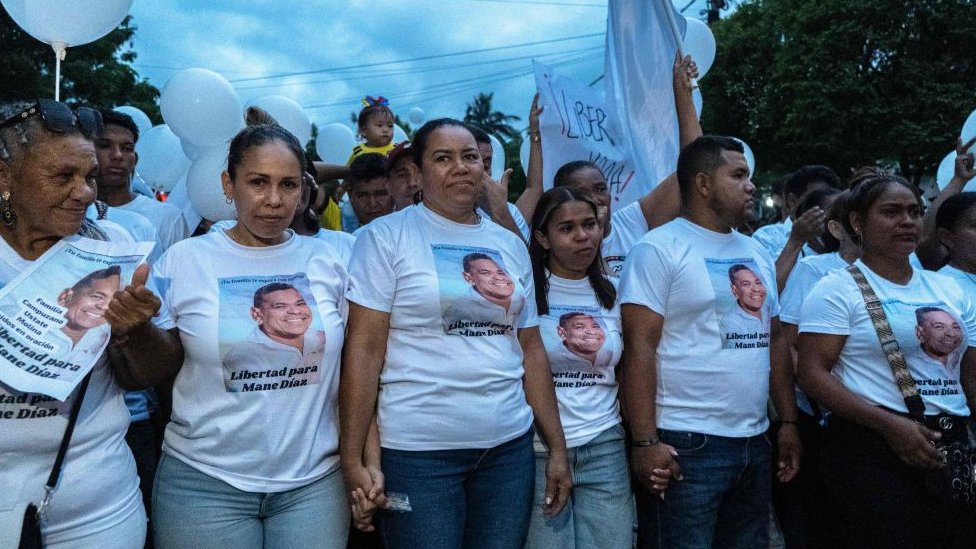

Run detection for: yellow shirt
[[346, 142, 395, 165], [320, 197, 342, 231]]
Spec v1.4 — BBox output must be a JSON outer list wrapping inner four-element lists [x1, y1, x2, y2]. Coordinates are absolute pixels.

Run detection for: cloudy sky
[[128, 0, 711, 131]]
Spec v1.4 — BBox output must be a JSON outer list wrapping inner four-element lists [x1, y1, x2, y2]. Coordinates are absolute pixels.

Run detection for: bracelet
[[778, 420, 799, 426], [631, 438, 660, 447], [528, 131, 541, 143]]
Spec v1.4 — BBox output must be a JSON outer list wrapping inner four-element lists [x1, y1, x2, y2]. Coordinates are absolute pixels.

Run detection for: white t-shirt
[[0, 235, 142, 547], [619, 217, 780, 437], [152, 230, 347, 492], [346, 204, 537, 451], [602, 201, 649, 275], [476, 203, 530, 242], [117, 194, 189, 255], [799, 260, 975, 416], [209, 222, 356, 269], [540, 275, 621, 448], [752, 218, 792, 259], [780, 252, 849, 325], [939, 264, 976, 295]]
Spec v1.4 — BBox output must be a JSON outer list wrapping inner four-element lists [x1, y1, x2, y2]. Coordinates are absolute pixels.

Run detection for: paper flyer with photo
[[431, 244, 526, 337], [0, 237, 152, 400], [218, 273, 325, 393], [541, 304, 619, 386]]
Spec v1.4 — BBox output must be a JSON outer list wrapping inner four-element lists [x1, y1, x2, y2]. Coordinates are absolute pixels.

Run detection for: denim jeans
[[152, 453, 349, 549], [379, 428, 535, 549], [525, 423, 633, 549], [636, 430, 771, 549]]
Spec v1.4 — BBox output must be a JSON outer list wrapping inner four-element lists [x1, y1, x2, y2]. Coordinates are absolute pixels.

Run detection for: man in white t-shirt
[[95, 110, 189, 253], [620, 136, 801, 549], [443, 253, 524, 334], [719, 264, 772, 346], [913, 306, 964, 369], [554, 312, 612, 370]]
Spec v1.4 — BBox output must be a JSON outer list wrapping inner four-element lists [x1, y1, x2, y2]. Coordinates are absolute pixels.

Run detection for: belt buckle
[[939, 416, 954, 430]]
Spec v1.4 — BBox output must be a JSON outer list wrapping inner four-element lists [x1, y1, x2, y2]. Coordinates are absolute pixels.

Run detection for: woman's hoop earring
[[225, 196, 233, 205], [1, 191, 16, 226]]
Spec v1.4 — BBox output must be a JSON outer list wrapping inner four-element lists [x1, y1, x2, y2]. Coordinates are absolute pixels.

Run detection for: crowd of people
[[2, 49, 976, 549]]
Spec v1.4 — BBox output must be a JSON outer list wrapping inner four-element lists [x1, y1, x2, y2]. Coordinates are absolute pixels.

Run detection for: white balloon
[[393, 124, 409, 145], [160, 68, 243, 148], [135, 125, 191, 193], [166, 172, 203, 234], [114, 105, 152, 137], [187, 146, 237, 222], [247, 96, 312, 146], [408, 107, 425, 125], [692, 88, 703, 120], [130, 170, 154, 198], [731, 137, 756, 176], [961, 109, 976, 153], [180, 138, 206, 162], [519, 134, 531, 176], [682, 18, 717, 80], [315, 123, 356, 163], [488, 134, 506, 181], [937, 150, 956, 190], [2, 0, 132, 48]]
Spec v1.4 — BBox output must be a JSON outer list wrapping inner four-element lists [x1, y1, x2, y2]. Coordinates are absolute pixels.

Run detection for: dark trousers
[[126, 419, 160, 549], [821, 415, 976, 549], [771, 411, 827, 549]]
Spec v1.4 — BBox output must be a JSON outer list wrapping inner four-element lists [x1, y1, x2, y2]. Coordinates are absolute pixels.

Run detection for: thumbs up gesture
[[105, 263, 161, 338]]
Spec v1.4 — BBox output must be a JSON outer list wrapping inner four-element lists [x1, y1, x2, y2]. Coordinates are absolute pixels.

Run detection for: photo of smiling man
[[909, 306, 965, 374], [222, 281, 325, 392], [718, 263, 772, 349], [549, 311, 612, 372], [52, 265, 121, 362], [440, 250, 526, 336]]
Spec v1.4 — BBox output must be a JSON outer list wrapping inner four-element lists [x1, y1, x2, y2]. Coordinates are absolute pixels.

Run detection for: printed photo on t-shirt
[[541, 304, 616, 384], [704, 258, 772, 350], [431, 244, 525, 337], [900, 304, 966, 397], [218, 273, 325, 393]]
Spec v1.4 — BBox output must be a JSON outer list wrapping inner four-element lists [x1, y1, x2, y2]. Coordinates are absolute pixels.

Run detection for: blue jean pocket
[[658, 430, 708, 455]]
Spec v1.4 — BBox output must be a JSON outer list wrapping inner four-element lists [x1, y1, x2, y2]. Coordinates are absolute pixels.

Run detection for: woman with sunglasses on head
[[0, 100, 183, 548], [149, 124, 351, 548], [523, 186, 632, 549], [796, 174, 976, 549]]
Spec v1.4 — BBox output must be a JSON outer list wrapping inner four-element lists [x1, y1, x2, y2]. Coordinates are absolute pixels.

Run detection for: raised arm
[[917, 137, 976, 269], [516, 93, 545, 223], [638, 53, 703, 230]]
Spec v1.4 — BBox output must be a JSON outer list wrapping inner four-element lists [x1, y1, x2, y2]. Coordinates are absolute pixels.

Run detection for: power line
[[228, 32, 604, 83]]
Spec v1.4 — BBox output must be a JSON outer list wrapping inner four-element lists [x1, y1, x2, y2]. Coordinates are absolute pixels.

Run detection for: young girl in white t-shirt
[[797, 174, 976, 549], [523, 187, 633, 548], [936, 192, 976, 294]]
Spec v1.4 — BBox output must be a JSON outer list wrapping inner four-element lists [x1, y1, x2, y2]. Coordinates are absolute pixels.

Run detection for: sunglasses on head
[[0, 99, 103, 139]]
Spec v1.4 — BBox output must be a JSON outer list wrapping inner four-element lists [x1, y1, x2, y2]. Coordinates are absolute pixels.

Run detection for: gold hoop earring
[[1, 191, 16, 226]]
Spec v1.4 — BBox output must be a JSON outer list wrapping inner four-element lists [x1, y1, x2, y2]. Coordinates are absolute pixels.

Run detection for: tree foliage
[[700, 0, 976, 184], [0, 8, 160, 120], [464, 92, 522, 141]]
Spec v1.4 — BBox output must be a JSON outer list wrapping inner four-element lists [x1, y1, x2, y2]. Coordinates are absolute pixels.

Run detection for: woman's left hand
[[543, 450, 573, 517], [775, 423, 802, 483], [104, 264, 160, 338]]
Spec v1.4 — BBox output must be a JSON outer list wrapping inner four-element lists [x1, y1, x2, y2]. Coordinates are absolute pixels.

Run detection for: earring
[[224, 196, 233, 205], [1, 191, 15, 226]]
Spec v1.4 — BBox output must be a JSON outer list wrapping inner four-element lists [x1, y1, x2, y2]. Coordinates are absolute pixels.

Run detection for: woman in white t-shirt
[[936, 192, 976, 294], [340, 119, 571, 548], [0, 100, 182, 549], [523, 187, 632, 548], [150, 124, 350, 548], [797, 174, 976, 549]]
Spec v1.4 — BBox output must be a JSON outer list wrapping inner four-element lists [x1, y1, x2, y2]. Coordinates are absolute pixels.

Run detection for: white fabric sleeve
[[346, 226, 396, 313], [149, 248, 176, 330], [779, 259, 811, 325], [515, 249, 539, 329], [618, 241, 671, 316], [797, 275, 853, 336]]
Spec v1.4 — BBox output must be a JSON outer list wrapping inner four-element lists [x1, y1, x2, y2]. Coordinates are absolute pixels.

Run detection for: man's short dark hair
[[784, 165, 841, 200], [676, 136, 744, 204], [99, 109, 139, 143], [915, 306, 949, 326], [253, 282, 298, 309], [466, 126, 491, 146], [462, 252, 495, 273], [347, 153, 388, 189], [72, 265, 122, 292], [727, 264, 754, 284], [558, 311, 591, 328]]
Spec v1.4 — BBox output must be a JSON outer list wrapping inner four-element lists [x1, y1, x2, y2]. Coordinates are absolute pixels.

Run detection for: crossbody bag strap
[[36, 373, 92, 518], [846, 264, 927, 421]]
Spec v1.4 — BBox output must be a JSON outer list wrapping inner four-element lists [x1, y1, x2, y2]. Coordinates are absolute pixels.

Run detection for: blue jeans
[[636, 431, 771, 549], [152, 454, 349, 549], [524, 423, 633, 549], [379, 428, 535, 549]]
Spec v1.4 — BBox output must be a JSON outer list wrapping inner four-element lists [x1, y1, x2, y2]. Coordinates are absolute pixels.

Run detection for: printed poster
[[218, 273, 325, 393], [432, 244, 526, 337], [541, 304, 619, 389], [703, 258, 772, 350], [0, 238, 152, 400]]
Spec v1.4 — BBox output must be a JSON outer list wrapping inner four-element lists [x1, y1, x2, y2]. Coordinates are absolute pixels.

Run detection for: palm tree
[[463, 92, 521, 141]]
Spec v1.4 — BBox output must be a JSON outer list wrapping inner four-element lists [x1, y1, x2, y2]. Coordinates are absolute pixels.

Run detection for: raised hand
[[104, 263, 160, 338]]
